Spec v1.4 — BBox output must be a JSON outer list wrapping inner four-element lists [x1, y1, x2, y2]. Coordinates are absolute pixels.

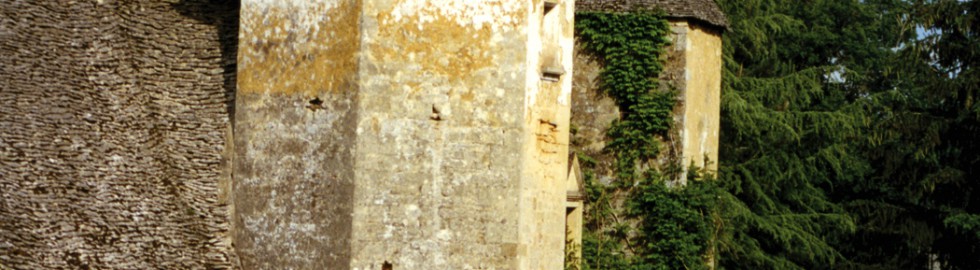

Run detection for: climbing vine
[[574, 11, 724, 270], [575, 12, 675, 181]]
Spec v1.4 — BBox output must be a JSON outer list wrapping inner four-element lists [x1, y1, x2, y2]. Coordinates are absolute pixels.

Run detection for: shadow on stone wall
[[173, 0, 240, 121]]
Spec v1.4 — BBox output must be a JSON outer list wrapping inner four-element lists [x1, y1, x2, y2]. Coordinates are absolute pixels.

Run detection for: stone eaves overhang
[[576, 0, 730, 31]]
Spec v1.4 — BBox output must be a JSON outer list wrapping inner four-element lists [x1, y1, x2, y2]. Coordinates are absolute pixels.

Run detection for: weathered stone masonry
[[1, 0, 725, 269], [235, 0, 574, 269]]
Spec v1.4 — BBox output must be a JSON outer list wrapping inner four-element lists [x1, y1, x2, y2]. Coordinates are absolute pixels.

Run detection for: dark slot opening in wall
[[544, 0, 558, 14], [382, 261, 393, 270]]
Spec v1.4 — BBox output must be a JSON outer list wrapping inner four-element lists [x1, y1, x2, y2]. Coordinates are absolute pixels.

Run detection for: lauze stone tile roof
[[0, 1, 239, 268], [577, 0, 730, 29]]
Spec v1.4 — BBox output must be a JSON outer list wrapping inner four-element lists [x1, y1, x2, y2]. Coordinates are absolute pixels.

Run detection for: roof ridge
[[576, 0, 729, 29]]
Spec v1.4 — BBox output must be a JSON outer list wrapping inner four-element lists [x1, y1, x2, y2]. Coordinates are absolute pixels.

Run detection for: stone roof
[[576, 0, 729, 29]]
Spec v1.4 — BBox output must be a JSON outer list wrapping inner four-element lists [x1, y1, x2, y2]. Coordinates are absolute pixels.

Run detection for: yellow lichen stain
[[238, 1, 362, 96], [375, 11, 496, 79], [370, 0, 526, 96]]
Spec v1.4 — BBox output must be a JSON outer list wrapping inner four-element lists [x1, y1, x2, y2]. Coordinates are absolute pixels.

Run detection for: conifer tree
[[830, 0, 980, 268], [579, 1, 980, 269], [713, 0, 907, 268], [718, 0, 980, 268]]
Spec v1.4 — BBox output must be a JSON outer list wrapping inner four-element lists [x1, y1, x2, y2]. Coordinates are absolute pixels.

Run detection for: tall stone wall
[[350, 1, 529, 269], [0, 1, 238, 268], [233, 0, 361, 268], [235, 0, 574, 269]]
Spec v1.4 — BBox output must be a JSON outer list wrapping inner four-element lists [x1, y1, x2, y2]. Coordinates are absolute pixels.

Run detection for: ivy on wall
[[573, 11, 723, 270], [575, 12, 675, 181]]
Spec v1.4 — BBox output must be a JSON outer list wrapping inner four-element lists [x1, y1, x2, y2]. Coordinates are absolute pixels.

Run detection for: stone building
[[0, 0, 724, 269], [573, 0, 728, 185], [234, 0, 574, 269]]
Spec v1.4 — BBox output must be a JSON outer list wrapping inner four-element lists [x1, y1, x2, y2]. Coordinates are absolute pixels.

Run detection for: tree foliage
[[577, 1, 980, 269], [833, 1, 980, 269], [718, 0, 980, 269], [710, 0, 908, 268]]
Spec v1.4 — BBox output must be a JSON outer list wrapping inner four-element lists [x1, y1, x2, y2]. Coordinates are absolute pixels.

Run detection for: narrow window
[[541, 0, 564, 82]]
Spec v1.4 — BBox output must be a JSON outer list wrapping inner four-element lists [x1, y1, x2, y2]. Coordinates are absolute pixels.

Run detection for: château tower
[[234, 0, 574, 269]]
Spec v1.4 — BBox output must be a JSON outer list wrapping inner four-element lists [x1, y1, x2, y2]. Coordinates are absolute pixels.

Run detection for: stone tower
[[234, 0, 575, 269], [574, 0, 728, 184]]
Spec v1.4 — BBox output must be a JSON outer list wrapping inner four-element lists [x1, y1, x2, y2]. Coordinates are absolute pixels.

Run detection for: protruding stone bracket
[[542, 67, 566, 82]]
